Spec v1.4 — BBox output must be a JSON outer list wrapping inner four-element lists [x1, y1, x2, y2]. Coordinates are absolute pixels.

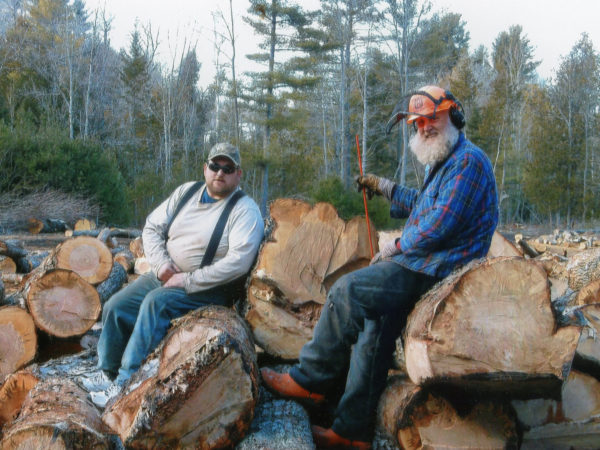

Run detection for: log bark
[[113, 249, 134, 273], [0, 370, 39, 429], [236, 387, 315, 450], [43, 236, 113, 285], [96, 263, 127, 304], [245, 199, 376, 360], [24, 268, 101, 338], [27, 218, 69, 234], [0, 239, 27, 260], [566, 247, 600, 290], [404, 257, 581, 398], [129, 236, 144, 258], [0, 256, 16, 273], [378, 375, 518, 449], [0, 306, 37, 378], [0, 378, 110, 449], [102, 305, 259, 449], [513, 370, 600, 449], [487, 231, 523, 258], [15, 250, 48, 274]]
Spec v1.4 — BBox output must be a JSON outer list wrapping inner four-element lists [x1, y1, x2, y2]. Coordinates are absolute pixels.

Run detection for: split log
[[576, 279, 600, 305], [113, 249, 134, 273], [566, 247, 600, 290], [42, 236, 113, 285], [0, 256, 16, 273], [512, 370, 600, 449], [103, 305, 259, 449], [378, 375, 518, 449], [129, 236, 144, 258], [0, 370, 39, 429], [0, 378, 110, 449], [27, 218, 69, 234], [0, 306, 37, 378], [245, 199, 376, 360], [23, 269, 100, 338], [73, 218, 96, 231], [96, 263, 127, 304], [487, 231, 522, 258], [133, 256, 151, 275], [404, 257, 581, 398]]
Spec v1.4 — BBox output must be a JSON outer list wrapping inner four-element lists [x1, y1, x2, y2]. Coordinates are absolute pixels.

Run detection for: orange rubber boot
[[260, 368, 325, 404], [311, 425, 372, 450]]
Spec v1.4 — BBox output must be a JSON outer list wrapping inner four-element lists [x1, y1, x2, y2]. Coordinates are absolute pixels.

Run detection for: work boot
[[311, 425, 372, 450], [260, 368, 325, 404]]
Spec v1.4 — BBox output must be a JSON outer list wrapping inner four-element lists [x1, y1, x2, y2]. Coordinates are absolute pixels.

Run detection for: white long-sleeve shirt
[[142, 182, 264, 293]]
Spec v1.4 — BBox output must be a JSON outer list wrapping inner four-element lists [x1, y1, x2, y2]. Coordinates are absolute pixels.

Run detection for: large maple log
[[0, 306, 37, 378], [378, 375, 518, 449], [512, 370, 600, 448], [0, 378, 110, 449], [103, 305, 259, 449], [0, 369, 39, 429], [12, 268, 101, 338], [41, 236, 113, 285], [245, 199, 376, 360], [404, 257, 581, 398]]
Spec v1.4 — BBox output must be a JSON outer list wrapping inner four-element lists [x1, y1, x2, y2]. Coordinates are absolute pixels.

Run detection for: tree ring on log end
[[26, 269, 100, 338], [56, 236, 112, 284], [0, 306, 37, 378]]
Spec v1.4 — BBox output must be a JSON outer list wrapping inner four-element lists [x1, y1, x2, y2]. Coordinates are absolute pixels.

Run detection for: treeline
[[0, 0, 598, 229]]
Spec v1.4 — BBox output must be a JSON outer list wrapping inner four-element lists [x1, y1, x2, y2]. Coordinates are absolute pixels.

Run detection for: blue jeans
[[97, 273, 233, 385], [290, 261, 439, 442]]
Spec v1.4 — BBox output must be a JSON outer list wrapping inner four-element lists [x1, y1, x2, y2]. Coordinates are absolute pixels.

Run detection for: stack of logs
[[3, 203, 600, 448]]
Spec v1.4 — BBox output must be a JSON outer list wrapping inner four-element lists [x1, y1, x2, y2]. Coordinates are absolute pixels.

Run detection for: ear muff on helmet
[[444, 90, 465, 130]]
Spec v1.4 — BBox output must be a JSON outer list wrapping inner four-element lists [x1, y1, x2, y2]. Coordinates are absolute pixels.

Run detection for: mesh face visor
[[385, 90, 451, 135]]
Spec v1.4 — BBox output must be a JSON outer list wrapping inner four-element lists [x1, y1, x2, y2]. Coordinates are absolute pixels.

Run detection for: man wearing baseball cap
[[90, 142, 264, 406]]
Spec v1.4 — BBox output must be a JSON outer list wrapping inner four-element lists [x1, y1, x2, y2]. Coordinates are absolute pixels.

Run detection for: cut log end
[[54, 236, 113, 285], [26, 269, 100, 338], [0, 370, 39, 428], [0, 306, 37, 378]]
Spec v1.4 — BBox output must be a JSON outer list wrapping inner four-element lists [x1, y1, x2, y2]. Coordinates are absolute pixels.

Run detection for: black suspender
[[200, 190, 245, 268], [164, 182, 246, 268]]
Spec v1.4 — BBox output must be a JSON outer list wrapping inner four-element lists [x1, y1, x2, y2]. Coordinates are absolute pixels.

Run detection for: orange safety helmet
[[385, 85, 464, 134]]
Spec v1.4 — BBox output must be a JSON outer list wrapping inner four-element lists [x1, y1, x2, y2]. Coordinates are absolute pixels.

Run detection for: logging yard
[[2, 200, 600, 449]]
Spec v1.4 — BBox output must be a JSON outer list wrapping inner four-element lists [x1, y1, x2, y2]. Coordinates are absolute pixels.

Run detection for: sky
[[83, 0, 600, 87]]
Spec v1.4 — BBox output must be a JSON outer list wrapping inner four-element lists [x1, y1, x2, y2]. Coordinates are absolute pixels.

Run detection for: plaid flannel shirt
[[389, 133, 499, 278]]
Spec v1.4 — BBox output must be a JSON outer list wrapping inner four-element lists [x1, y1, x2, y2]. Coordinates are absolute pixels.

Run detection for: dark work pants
[[290, 261, 439, 442]]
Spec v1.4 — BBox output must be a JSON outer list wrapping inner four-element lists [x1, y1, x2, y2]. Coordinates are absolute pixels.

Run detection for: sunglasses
[[208, 161, 237, 174]]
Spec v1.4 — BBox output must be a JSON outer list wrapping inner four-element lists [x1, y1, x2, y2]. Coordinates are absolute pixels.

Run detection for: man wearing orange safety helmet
[[261, 86, 498, 449]]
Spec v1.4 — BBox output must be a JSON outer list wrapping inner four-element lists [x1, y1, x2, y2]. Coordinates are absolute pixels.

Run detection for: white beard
[[409, 122, 459, 166]]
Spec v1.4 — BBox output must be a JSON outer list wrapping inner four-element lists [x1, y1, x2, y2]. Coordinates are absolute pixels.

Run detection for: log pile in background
[[244, 199, 377, 360]]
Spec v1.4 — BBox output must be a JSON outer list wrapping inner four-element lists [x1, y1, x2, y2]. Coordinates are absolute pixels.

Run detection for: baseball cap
[[207, 143, 241, 167]]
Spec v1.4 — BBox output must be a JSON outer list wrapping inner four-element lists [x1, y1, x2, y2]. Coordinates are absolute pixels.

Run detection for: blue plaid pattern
[[389, 133, 499, 278]]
